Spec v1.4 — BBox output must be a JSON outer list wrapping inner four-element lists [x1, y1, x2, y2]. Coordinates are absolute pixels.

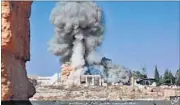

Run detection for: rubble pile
[[60, 62, 75, 83], [31, 85, 179, 100]]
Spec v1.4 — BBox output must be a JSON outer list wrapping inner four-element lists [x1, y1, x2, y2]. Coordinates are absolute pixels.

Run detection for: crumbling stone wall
[[61, 62, 75, 83], [1, 1, 35, 100]]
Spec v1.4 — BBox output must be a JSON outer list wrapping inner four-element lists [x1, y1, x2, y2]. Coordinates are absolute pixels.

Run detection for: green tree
[[132, 71, 141, 79], [132, 68, 147, 79], [168, 71, 175, 84], [154, 65, 160, 85], [159, 75, 163, 85], [175, 69, 180, 86], [163, 69, 175, 85], [163, 69, 171, 85]]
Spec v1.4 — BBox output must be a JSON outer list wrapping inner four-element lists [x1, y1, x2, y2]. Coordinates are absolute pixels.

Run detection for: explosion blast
[[49, 1, 130, 85]]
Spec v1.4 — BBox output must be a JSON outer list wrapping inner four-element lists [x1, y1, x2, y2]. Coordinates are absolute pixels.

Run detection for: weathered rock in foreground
[[1, 1, 35, 100]]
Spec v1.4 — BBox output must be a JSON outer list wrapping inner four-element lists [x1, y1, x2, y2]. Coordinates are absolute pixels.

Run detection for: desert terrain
[[30, 85, 180, 101]]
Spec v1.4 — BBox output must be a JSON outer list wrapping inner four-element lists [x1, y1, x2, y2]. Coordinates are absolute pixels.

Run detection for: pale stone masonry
[[82, 75, 102, 86]]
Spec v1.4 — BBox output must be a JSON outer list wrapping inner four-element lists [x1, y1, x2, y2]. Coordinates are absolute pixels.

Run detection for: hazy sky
[[27, 1, 179, 77]]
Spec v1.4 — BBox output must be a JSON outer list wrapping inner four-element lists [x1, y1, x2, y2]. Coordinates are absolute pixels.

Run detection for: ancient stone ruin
[[1, 1, 35, 100]]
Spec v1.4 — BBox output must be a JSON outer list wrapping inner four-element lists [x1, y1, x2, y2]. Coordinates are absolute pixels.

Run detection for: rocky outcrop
[[1, 1, 35, 100]]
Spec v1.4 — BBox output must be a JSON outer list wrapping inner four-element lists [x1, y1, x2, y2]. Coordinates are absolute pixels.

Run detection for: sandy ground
[[30, 85, 180, 101]]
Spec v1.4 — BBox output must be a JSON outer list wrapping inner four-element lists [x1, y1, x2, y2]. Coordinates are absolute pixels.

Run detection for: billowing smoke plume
[[49, 1, 104, 70], [49, 1, 130, 84], [100, 57, 131, 84]]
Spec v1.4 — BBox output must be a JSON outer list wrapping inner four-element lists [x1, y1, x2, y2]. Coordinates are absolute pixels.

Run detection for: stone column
[[131, 77, 135, 87], [92, 77, 95, 85], [85, 76, 88, 86], [99, 77, 101, 86]]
